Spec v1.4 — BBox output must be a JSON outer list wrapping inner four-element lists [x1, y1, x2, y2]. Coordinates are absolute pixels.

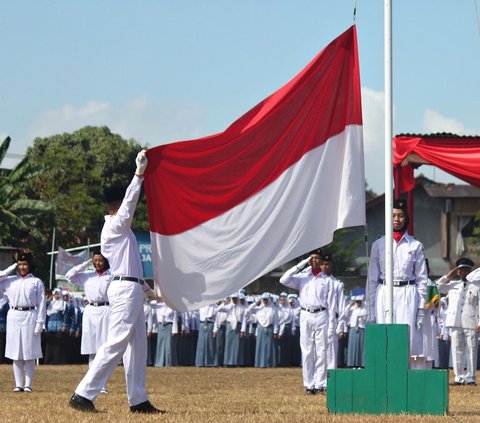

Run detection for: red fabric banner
[[144, 26, 362, 236], [393, 135, 480, 193]]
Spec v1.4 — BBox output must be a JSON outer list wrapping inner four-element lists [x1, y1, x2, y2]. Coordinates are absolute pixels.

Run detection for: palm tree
[[0, 136, 53, 245]]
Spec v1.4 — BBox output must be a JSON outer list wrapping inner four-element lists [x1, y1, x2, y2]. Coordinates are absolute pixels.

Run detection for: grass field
[[1, 365, 480, 422]]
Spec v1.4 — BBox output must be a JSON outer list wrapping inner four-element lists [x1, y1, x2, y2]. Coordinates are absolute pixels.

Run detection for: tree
[[0, 136, 53, 250]]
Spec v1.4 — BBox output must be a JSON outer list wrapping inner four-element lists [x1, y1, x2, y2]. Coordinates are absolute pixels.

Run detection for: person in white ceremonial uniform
[[280, 249, 335, 394], [70, 150, 161, 414], [367, 199, 428, 368], [0, 252, 46, 393], [436, 258, 480, 385], [321, 254, 346, 370], [65, 250, 111, 392]]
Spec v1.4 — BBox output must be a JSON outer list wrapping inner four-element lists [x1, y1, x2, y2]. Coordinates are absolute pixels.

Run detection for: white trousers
[[300, 309, 328, 389], [451, 327, 478, 383], [75, 280, 148, 406]]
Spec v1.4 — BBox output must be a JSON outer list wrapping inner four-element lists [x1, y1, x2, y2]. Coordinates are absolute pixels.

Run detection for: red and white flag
[[145, 26, 365, 311]]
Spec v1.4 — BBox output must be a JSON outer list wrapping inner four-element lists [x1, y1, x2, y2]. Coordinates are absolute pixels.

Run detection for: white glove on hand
[[296, 257, 311, 271], [34, 322, 43, 336], [0, 263, 17, 278], [81, 258, 93, 270], [327, 328, 334, 340], [416, 308, 425, 330], [135, 149, 148, 176]]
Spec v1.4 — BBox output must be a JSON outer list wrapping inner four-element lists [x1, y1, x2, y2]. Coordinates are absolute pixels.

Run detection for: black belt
[[301, 307, 326, 313], [112, 276, 144, 285], [89, 301, 109, 307], [12, 306, 35, 311], [381, 280, 416, 286]]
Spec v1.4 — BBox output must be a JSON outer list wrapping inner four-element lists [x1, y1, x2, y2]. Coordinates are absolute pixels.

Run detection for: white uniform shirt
[[280, 267, 332, 309], [346, 304, 367, 329], [154, 302, 179, 335], [198, 304, 216, 322], [66, 265, 111, 303], [216, 302, 247, 332], [101, 175, 145, 283], [277, 303, 293, 336], [0, 272, 46, 325], [248, 302, 279, 334], [280, 266, 335, 330], [368, 233, 428, 313], [437, 275, 480, 330]]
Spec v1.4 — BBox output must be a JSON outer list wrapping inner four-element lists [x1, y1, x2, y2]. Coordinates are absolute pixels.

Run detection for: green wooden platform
[[326, 324, 448, 415]]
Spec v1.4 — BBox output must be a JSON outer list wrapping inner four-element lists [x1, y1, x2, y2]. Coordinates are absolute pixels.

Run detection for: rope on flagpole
[[353, 0, 358, 22], [474, 0, 480, 39]]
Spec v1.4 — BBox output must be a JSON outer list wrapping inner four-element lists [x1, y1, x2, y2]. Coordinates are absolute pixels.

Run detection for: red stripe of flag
[[145, 25, 361, 236]]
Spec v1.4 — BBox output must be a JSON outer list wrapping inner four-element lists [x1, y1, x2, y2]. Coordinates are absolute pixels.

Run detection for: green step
[[326, 324, 448, 415]]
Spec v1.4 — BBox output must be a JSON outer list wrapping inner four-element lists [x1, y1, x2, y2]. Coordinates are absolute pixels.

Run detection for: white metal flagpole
[[384, 0, 394, 323], [48, 227, 56, 290]]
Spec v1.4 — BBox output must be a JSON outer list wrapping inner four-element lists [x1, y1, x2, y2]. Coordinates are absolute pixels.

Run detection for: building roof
[[366, 175, 480, 208], [423, 184, 480, 198], [395, 132, 480, 139]]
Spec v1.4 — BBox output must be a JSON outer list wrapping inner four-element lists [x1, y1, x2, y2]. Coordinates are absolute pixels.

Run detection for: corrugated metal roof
[[366, 175, 480, 205], [424, 184, 480, 198], [395, 132, 480, 139]]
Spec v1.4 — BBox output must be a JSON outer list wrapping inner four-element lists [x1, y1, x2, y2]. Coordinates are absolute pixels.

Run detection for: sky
[[1, 0, 479, 194]]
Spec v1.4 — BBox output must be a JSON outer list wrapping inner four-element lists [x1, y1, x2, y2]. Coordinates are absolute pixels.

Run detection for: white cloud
[[361, 86, 386, 194], [28, 96, 206, 148], [422, 109, 472, 135]]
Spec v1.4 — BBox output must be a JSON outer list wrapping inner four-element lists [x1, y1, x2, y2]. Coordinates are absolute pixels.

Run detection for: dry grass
[[1, 365, 480, 422]]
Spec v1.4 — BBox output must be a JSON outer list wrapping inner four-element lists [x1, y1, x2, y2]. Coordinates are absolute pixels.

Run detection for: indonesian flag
[[145, 26, 365, 311]]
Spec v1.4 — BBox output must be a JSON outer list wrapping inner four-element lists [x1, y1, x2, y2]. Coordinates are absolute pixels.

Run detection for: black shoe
[[305, 388, 316, 395], [130, 400, 165, 414], [467, 382, 477, 386], [450, 381, 465, 386], [69, 393, 97, 413], [316, 387, 327, 394]]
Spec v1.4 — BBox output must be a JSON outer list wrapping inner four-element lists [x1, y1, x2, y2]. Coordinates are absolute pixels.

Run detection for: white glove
[[327, 328, 334, 340], [34, 322, 43, 336], [0, 263, 17, 277], [296, 257, 311, 271], [416, 308, 425, 330], [135, 149, 148, 176], [81, 258, 93, 270]]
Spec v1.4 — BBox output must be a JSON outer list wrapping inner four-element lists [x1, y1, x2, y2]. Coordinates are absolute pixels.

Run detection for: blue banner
[[134, 231, 153, 279]]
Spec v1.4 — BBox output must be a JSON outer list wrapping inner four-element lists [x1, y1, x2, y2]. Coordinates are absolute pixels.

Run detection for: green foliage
[[0, 136, 53, 252]]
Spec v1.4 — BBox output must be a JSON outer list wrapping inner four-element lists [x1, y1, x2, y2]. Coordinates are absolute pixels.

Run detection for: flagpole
[[49, 227, 56, 290], [384, 0, 394, 323]]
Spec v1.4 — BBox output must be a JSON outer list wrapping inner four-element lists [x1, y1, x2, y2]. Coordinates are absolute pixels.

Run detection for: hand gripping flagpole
[[384, 0, 394, 323]]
